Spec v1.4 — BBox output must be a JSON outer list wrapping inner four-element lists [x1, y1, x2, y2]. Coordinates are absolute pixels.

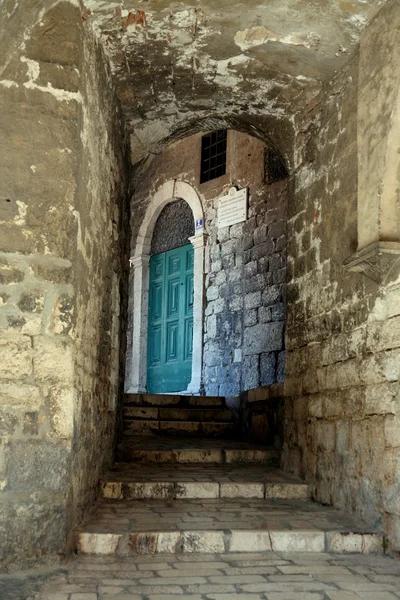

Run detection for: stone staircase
[[76, 393, 385, 558], [122, 393, 238, 438]]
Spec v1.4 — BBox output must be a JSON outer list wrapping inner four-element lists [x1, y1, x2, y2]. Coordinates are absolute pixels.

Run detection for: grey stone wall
[[204, 179, 287, 396]]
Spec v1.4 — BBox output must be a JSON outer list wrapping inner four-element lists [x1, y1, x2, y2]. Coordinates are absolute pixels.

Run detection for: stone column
[[186, 233, 208, 394], [129, 251, 150, 393], [344, 4, 400, 283]]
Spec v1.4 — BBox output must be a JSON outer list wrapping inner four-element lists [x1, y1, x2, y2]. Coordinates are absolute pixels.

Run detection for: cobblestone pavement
[[2, 552, 400, 599]]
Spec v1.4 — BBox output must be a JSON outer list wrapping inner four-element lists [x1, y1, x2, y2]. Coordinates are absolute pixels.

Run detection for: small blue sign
[[195, 218, 203, 229]]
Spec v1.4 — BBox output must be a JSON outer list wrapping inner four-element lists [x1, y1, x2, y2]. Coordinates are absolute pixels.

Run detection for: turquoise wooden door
[[147, 244, 194, 393]]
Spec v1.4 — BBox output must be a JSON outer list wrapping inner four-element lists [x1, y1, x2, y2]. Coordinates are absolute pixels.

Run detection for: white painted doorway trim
[[128, 180, 207, 395]]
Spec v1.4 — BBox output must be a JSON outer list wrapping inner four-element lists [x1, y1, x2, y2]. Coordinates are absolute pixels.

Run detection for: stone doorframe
[[128, 180, 207, 395]]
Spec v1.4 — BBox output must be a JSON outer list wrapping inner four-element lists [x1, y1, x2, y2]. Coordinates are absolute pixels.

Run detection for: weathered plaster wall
[[127, 130, 288, 395], [283, 0, 400, 551], [0, 2, 129, 570]]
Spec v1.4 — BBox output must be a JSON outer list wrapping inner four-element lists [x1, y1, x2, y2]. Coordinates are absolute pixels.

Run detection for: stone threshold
[[77, 529, 384, 556], [101, 480, 309, 501], [118, 446, 278, 464]]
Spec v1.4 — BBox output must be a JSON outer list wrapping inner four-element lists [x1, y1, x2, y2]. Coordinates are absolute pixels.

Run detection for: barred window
[[200, 130, 227, 183]]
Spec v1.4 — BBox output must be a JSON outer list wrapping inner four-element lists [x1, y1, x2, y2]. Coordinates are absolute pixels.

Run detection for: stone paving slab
[[2, 552, 400, 600], [76, 499, 384, 556], [101, 464, 308, 500]]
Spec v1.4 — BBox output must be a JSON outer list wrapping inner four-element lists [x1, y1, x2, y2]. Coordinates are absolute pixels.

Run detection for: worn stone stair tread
[[117, 436, 278, 464], [76, 498, 384, 556], [124, 394, 225, 408], [123, 420, 237, 437], [123, 407, 234, 422], [101, 464, 309, 500]]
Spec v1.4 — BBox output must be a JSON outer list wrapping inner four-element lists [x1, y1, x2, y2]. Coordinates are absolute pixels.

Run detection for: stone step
[[123, 407, 233, 422], [117, 437, 278, 464], [101, 464, 309, 501], [76, 498, 385, 556], [125, 393, 225, 408], [123, 420, 237, 437]]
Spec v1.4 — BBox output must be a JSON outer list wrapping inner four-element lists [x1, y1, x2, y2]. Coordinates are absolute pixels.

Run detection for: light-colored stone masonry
[[0, 3, 130, 569], [281, 0, 400, 553]]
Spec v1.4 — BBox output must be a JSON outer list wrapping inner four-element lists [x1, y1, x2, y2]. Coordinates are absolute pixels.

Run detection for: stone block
[[367, 316, 400, 353], [259, 306, 272, 323], [31, 261, 72, 284], [34, 336, 73, 384], [221, 239, 237, 257], [222, 254, 235, 269], [230, 222, 244, 238], [77, 533, 121, 555], [251, 241, 274, 262], [217, 226, 230, 243], [176, 482, 219, 499], [0, 331, 32, 379], [229, 296, 242, 311], [220, 483, 264, 498], [229, 531, 272, 552], [277, 351, 286, 381], [269, 253, 285, 271], [365, 382, 397, 415], [207, 286, 219, 301], [244, 309, 257, 327], [253, 225, 267, 245], [245, 292, 262, 310], [4, 439, 70, 492], [262, 285, 282, 306], [182, 531, 225, 553], [207, 315, 217, 338], [244, 273, 271, 294], [243, 355, 260, 390], [244, 261, 257, 278], [48, 386, 75, 438], [244, 322, 284, 355], [17, 291, 44, 313], [0, 260, 25, 284], [270, 531, 325, 552], [50, 293, 74, 335], [385, 416, 400, 447], [271, 303, 285, 321], [260, 353, 276, 386]]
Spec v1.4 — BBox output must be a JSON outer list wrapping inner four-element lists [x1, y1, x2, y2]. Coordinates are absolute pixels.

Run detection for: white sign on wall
[[217, 187, 248, 229]]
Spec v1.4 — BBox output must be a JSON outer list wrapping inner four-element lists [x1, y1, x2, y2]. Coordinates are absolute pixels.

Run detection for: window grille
[[200, 129, 227, 184]]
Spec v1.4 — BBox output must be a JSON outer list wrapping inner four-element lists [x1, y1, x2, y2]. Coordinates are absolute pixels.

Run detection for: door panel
[[147, 244, 194, 393]]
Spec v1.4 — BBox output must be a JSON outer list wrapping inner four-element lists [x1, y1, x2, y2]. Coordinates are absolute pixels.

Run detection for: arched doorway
[[147, 200, 195, 393], [128, 180, 207, 395]]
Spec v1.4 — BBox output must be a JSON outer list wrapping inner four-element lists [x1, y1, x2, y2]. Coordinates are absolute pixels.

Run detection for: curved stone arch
[[129, 180, 207, 394], [131, 113, 294, 173]]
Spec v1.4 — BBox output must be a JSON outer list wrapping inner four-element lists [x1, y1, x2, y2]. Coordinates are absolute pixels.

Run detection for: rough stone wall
[[0, 3, 129, 570], [283, 0, 400, 551], [67, 26, 130, 551], [128, 130, 288, 395]]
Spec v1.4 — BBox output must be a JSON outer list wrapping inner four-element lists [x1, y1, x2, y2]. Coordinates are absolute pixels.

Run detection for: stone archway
[[128, 180, 207, 394]]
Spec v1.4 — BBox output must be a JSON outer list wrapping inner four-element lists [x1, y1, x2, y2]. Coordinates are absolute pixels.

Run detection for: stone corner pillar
[[185, 232, 208, 395]]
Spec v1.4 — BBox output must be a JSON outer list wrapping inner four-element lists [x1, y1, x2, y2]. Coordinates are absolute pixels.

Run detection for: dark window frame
[[200, 130, 227, 184]]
